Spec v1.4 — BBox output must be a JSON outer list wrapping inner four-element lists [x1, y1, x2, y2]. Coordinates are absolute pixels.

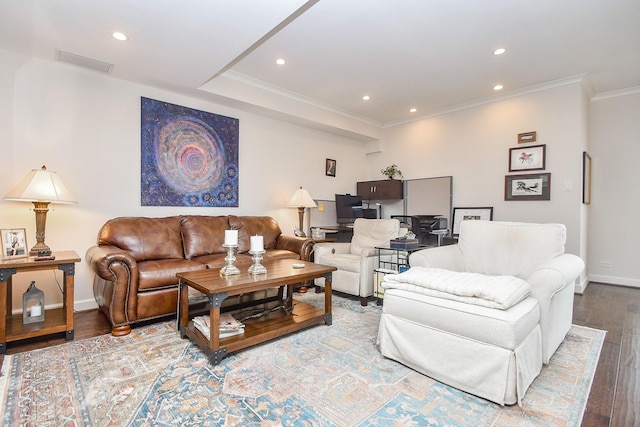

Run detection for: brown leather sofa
[[86, 215, 314, 336]]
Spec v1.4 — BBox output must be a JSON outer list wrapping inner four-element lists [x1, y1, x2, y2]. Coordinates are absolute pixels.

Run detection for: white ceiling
[[1, 0, 639, 129]]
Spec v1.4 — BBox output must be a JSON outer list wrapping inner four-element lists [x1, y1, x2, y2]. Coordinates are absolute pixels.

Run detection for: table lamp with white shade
[[286, 187, 316, 238], [3, 165, 76, 256]]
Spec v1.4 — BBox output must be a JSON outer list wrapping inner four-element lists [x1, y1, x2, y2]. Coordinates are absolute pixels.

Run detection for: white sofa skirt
[[377, 288, 543, 405]]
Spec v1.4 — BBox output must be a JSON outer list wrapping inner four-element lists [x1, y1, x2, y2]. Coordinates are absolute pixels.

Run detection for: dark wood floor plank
[[611, 331, 640, 427], [582, 340, 618, 425]]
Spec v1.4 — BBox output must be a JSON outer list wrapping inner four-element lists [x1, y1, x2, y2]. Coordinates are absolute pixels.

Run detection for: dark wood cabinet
[[357, 179, 403, 200]]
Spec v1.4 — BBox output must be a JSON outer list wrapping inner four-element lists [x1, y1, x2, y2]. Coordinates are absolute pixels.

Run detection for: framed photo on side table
[[1, 228, 28, 260], [451, 207, 494, 237], [505, 173, 551, 201], [508, 144, 546, 171]]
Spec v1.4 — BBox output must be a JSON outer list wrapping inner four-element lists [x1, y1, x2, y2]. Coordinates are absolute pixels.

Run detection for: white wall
[[0, 50, 368, 311], [588, 91, 640, 287], [373, 83, 587, 258]]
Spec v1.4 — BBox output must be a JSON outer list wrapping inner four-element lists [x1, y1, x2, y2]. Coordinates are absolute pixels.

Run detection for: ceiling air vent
[[56, 49, 114, 74]]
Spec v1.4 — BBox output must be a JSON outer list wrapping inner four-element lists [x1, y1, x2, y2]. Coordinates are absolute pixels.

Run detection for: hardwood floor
[[1, 282, 638, 426], [573, 283, 640, 427]]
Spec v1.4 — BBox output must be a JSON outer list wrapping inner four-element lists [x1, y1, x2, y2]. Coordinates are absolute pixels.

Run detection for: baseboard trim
[[587, 274, 640, 289], [74, 298, 99, 312], [575, 277, 590, 294]]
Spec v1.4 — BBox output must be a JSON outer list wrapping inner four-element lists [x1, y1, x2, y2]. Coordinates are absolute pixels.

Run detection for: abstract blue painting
[[141, 97, 239, 207]]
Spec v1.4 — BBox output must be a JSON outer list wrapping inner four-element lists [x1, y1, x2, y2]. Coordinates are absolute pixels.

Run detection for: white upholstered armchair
[[377, 220, 585, 405], [314, 218, 400, 306]]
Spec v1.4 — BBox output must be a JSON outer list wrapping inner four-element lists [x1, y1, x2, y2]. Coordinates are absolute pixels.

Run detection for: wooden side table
[[0, 250, 80, 353]]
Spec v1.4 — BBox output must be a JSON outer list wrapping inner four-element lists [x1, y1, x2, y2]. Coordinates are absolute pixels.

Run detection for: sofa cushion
[[138, 259, 206, 290], [262, 249, 301, 261], [382, 267, 530, 310], [229, 216, 282, 253], [181, 215, 229, 259], [97, 216, 184, 262], [458, 221, 566, 279], [382, 288, 540, 351], [350, 218, 400, 256]]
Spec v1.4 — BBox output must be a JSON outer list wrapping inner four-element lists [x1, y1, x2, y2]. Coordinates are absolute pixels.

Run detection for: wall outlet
[[600, 260, 612, 267]]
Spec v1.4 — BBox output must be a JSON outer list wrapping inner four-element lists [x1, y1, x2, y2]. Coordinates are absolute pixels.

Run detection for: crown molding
[[591, 86, 640, 101], [384, 74, 589, 128]]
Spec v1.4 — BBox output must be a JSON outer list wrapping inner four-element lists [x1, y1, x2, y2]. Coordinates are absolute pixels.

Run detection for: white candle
[[250, 235, 264, 252], [30, 304, 42, 317], [224, 230, 238, 246]]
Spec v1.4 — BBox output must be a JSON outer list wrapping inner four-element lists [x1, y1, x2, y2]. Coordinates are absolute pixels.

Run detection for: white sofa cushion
[[349, 218, 400, 256], [383, 266, 530, 310], [382, 288, 540, 351], [458, 221, 566, 279]]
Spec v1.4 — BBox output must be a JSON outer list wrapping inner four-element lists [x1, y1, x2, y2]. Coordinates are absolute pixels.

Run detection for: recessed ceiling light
[[494, 84, 504, 91], [409, 108, 417, 113], [493, 48, 506, 55], [362, 95, 370, 101], [112, 32, 128, 41], [275, 58, 286, 65]]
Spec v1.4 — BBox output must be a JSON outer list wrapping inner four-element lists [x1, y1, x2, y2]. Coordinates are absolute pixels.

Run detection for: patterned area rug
[[0, 292, 604, 426]]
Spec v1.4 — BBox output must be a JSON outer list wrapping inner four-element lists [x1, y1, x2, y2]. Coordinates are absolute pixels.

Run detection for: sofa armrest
[[527, 253, 584, 363], [409, 244, 465, 271], [527, 254, 585, 302], [313, 242, 350, 262], [85, 245, 141, 322], [275, 235, 314, 261], [86, 245, 139, 282]]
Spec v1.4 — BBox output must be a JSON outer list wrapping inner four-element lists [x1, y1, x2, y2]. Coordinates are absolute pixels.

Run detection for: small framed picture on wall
[[505, 173, 551, 201], [517, 131, 537, 144], [508, 144, 546, 171], [326, 158, 336, 177]]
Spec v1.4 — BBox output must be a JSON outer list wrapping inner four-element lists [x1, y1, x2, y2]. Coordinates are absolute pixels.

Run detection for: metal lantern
[[23, 281, 45, 324]]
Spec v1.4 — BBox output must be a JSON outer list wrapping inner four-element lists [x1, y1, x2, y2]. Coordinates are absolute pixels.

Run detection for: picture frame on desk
[[451, 207, 493, 237], [1, 228, 28, 260]]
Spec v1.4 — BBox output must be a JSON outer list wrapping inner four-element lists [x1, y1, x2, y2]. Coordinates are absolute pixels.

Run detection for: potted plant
[[381, 164, 403, 180]]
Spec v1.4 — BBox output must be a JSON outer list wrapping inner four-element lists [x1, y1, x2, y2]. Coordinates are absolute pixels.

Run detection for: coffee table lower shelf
[[181, 298, 330, 364]]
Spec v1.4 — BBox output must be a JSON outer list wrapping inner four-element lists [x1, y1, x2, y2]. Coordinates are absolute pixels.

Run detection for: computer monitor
[[335, 194, 363, 224]]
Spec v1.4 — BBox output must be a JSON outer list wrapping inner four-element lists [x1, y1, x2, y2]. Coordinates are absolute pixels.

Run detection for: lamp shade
[[286, 187, 317, 208], [4, 165, 76, 204]]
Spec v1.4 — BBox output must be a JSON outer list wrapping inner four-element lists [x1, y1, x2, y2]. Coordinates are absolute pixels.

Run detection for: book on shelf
[[193, 314, 244, 340]]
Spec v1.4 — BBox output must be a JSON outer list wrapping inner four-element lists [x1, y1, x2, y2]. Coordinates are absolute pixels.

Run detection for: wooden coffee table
[[177, 258, 336, 364]]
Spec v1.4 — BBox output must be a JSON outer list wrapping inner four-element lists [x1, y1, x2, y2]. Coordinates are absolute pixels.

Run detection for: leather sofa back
[[181, 215, 229, 259], [97, 216, 184, 262], [229, 215, 282, 253]]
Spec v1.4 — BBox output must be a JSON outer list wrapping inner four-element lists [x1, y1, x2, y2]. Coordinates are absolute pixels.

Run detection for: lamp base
[[30, 243, 51, 257], [296, 207, 307, 237], [30, 201, 52, 257]]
